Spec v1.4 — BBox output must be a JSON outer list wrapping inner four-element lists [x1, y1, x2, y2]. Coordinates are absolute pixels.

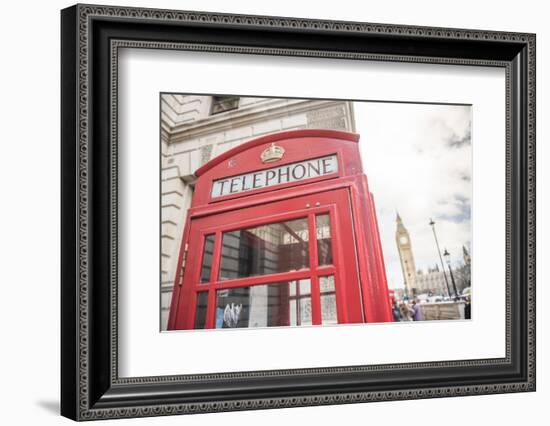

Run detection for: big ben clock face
[[400, 235, 408, 245]]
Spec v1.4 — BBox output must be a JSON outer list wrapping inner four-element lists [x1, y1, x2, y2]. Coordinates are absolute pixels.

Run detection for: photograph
[[161, 95, 473, 331], [57, 3, 536, 420]]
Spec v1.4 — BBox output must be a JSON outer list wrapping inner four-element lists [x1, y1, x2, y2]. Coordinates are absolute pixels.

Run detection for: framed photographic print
[[60, 3, 536, 421]]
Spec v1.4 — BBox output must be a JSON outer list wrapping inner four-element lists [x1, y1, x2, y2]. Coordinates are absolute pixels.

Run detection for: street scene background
[[356, 103, 472, 298]]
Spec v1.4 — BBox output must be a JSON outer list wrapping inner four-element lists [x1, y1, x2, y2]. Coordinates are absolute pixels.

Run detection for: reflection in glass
[[320, 275, 338, 324], [194, 292, 209, 329], [215, 280, 312, 328], [316, 214, 333, 266], [219, 218, 309, 280], [200, 234, 215, 283]]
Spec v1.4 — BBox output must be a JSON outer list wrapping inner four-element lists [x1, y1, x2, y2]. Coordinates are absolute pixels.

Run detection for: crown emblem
[[260, 143, 285, 163]]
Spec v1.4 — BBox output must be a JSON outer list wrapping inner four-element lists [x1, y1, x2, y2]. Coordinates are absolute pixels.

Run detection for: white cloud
[[354, 102, 472, 289]]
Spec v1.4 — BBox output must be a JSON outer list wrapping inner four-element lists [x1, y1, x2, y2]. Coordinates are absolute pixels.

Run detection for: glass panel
[[320, 275, 338, 324], [200, 234, 215, 283], [219, 217, 309, 280], [211, 96, 240, 115], [215, 280, 312, 328], [316, 214, 333, 266], [194, 292, 209, 329]]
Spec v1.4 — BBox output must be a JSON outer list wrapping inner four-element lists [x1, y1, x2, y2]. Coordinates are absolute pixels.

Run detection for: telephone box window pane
[[316, 214, 333, 266], [219, 218, 309, 280], [200, 234, 215, 283], [194, 292, 209, 329], [215, 280, 312, 328], [320, 275, 338, 324]]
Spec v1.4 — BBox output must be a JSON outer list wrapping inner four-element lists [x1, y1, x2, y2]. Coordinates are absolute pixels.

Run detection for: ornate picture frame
[[61, 4, 535, 421]]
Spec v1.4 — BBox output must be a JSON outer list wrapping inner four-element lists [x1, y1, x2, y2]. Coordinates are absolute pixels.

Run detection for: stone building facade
[[414, 266, 449, 296], [415, 246, 471, 297], [395, 213, 471, 299], [160, 95, 356, 329]]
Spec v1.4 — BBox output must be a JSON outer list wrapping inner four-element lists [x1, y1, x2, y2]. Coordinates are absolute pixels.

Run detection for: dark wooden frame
[[61, 3, 536, 421]]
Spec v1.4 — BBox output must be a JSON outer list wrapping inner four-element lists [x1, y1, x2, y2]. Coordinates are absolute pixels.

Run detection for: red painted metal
[[167, 129, 392, 330], [307, 212, 321, 325], [194, 129, 359, 177]]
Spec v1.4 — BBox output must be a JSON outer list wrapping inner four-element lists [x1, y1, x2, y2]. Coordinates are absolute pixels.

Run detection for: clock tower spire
[[396, 212, 416, 298]]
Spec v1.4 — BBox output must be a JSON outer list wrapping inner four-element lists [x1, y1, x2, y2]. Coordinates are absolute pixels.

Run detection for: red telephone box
[[167, 129, 393, 330]]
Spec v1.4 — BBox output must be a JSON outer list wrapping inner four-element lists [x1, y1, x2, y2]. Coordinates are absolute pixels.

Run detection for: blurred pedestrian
[[399, 302, 413, 321], [392, 302, 401, 322], [411, 299, 424, 321], [464, 296, 471, 320]]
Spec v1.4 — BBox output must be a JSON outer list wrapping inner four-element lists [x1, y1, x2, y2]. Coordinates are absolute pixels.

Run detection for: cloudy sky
[[353, 102, 472, 290]]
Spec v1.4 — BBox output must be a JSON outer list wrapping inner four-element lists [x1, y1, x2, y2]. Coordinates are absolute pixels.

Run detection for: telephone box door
[[170, 188, 364, 330]]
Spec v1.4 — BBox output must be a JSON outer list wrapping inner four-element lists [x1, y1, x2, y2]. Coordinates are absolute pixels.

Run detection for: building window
[[211, 96, 240, 115]]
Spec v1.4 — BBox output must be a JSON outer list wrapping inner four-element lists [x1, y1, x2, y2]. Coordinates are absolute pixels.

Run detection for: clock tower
[[396, 212, 416, 298]]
